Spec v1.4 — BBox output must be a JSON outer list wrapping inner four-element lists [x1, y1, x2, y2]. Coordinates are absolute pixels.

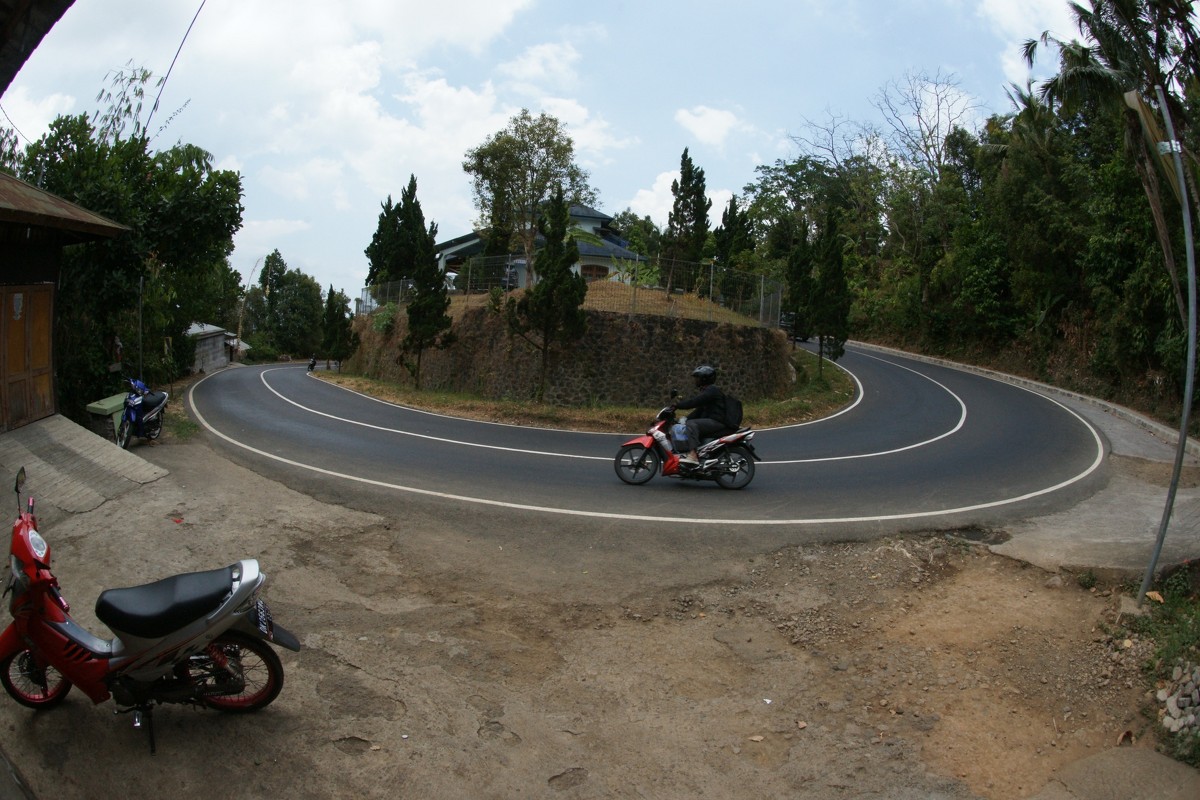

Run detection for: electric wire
[[145, 0, 206, 135]]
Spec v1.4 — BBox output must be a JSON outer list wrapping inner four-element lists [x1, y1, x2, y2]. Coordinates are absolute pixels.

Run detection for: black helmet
[[692, 365, 716, 386]]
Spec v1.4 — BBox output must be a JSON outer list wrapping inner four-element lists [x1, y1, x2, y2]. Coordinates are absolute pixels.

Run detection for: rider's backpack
[[724, 393, 744, 429]]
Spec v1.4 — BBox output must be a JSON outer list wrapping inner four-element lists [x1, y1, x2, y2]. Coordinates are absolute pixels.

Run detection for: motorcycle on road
[[613, 399, 759, 489], [0, 468, 301, 752]]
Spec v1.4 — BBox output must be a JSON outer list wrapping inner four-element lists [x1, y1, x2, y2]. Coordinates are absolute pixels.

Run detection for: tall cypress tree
[[321, 285, 356, 367], [663, 147, 712, 265], [811, 213, 850, 378], [364, 196, 399, 288], [784, 218, 816, 347], [505, 186, 587, 402], [713, 195, 754, 300], [364, 175, 436, 290], [397, 175, 452, 389]]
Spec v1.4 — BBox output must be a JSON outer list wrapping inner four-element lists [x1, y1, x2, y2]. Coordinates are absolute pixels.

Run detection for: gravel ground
[[0, 437, 1168, 799]]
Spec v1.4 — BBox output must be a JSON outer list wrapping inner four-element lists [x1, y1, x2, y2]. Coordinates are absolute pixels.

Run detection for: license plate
[[252, 599, 273, 636]]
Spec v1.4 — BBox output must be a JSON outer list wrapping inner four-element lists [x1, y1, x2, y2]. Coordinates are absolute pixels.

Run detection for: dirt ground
[[0, 435, 1167, 800]]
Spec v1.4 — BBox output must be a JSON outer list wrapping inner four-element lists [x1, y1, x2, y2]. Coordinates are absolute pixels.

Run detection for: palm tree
[[1023, 0, 1200, 326]]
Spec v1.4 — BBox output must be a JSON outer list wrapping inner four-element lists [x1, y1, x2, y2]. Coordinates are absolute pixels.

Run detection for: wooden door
[[2, 285, 55, 432]]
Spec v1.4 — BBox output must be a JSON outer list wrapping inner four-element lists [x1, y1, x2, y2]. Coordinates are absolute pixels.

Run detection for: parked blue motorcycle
[[116, 378, 169, 449]]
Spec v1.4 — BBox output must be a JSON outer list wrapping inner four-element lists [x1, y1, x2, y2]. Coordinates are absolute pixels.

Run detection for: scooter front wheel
[[116, 417, 132, 449], [614, 444, 660, 485], [188, 631, 284, 713], [0, 649, 73, 709]]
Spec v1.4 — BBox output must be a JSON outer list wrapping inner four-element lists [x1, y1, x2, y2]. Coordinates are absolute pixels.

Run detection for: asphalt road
[[186, 345, 1107, 534]]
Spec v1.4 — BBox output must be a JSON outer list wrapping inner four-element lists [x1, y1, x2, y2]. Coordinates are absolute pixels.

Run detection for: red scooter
[[0, 468, 300, 752], [613, 398, 759, 489]]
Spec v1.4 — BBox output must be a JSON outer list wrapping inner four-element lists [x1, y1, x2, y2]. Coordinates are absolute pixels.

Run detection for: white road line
[[282, 359, 953, 466], [188, 363, 1106, 526], [260, 369, 609, 461]]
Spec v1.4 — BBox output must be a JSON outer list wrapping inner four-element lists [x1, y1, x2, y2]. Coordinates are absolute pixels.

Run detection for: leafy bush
[[372, 303, 399, 336]]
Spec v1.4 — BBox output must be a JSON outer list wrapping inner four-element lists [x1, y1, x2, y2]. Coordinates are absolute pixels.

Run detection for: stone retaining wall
[[347, 307, 795, 406]]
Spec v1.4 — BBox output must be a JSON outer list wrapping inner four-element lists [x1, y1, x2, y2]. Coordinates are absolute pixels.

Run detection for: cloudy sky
[[2, 0, 1076, 302]]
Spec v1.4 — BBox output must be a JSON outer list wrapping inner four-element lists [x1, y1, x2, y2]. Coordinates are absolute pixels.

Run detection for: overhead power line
[[145, 0, 206, 135]]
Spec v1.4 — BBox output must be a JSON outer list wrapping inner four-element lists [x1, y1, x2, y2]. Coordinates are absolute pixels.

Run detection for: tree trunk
[[1129, 114, 1188, 328]]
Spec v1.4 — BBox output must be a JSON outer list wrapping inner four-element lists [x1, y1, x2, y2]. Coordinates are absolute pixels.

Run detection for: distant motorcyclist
[[672, 365, 728, 466], [308, 354, 317, 372]]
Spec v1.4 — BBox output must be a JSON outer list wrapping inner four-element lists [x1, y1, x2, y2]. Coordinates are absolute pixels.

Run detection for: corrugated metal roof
[[0, 170, 128, 240], [187, 323, 227, 337]]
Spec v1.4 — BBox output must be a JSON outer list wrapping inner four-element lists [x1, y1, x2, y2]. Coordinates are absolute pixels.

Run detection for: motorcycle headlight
[[28, 531, 47, 561]]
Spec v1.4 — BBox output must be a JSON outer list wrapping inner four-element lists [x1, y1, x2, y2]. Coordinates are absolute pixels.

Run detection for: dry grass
[[444, 281, 759, 326], [318, 348, 853, 433]]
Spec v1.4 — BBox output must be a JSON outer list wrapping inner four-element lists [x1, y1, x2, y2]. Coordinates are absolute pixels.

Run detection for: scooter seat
[[95, 566, 234, 639], [142, 391, 168, 414]]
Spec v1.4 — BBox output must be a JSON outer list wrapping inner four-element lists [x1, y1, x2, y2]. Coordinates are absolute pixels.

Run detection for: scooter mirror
[[14, 467, 25, 514]]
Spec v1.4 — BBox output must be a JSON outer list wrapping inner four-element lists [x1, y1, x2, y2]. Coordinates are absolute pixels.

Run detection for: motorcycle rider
[[672, 365, 728, 466]]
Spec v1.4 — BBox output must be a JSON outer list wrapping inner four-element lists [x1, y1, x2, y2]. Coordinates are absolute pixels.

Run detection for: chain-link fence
[[359, 254, 784, 329]]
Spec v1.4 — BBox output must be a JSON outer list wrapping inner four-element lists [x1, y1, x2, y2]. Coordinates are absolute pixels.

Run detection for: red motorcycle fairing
[[22, 618, 112, 703], [0, 623, 21, 661], [618, 432, 682, 476]]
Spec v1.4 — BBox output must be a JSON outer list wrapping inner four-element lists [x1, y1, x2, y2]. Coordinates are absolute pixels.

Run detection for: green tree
[[364, 194, 400, 288], [712, 195, 755, 301], [243, 250, 323, 357], [503, 187, 588, 402], [257, 249, 289, 346], [321, 285, 357, 367], [1024, 0, 1200, 327], [810, 213, 851, 377], [463, 109, 596, 284], [365, 175, 440, 291], [0, 127, 19, 174], [611, 209, 663, 258], [663, 147, 711, 269], [783, 217, 817, 345], [18, 71, 243, 419], [397, 176, 453, 388], [271, 268, 324, 357]]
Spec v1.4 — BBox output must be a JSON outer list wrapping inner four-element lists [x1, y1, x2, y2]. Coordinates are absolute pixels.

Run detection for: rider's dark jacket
[[674, 385, 727, 424]]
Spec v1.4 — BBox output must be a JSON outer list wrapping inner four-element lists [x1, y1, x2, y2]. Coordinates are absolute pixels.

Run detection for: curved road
[[186, 345, 1107, 530]]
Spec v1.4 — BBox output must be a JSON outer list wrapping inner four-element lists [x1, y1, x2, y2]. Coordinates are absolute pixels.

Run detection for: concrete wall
[[191, 332, 229, 374], [347, 307, 795, 406]]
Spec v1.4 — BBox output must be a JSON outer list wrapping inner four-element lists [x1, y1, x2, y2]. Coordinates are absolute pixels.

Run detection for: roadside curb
[[850, 341, 1200, 459]]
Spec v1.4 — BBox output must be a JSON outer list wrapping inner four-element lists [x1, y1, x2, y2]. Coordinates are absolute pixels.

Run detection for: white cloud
[[708, 188, 733, 219], [0, 86, 74, 143], [540, 96, 635, 162], [627, 171, 677, 228], [498, 42, 581, 90], [976, 0, 1079, 83], [674, 106, 744, 147], [623, 171, 735, 231], [233, 218, 312, 272]]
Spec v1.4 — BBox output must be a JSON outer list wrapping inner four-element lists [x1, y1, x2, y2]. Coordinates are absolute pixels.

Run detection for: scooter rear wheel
[[614, 444, 660, 485], [187, 631, 284, 712], [714, 445, 755, 490], [0, 649, 73, 709]]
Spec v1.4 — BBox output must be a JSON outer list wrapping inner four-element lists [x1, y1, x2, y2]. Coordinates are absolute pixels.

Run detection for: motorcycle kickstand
[[118, 705, 157, 754]]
